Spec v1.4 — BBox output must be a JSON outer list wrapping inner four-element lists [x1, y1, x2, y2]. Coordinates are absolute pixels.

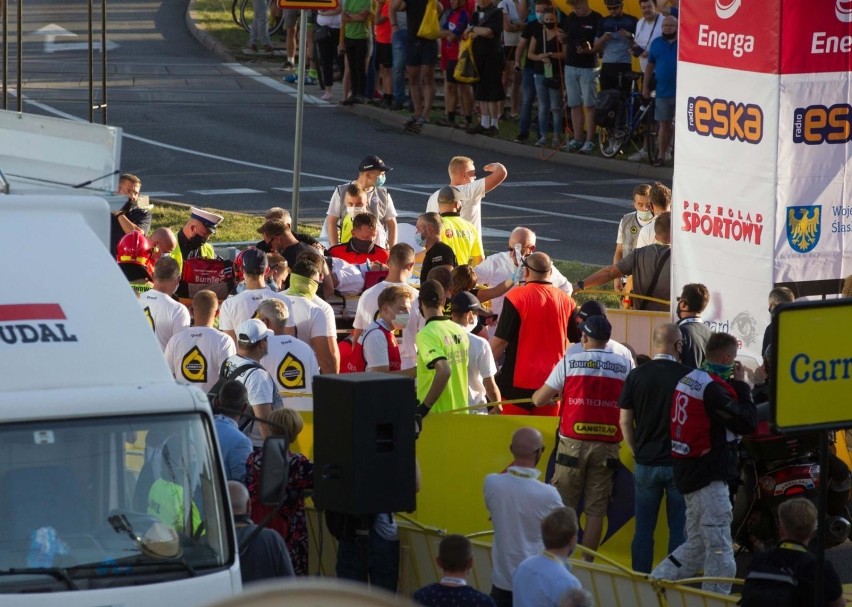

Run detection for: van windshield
[[0, 413, 233, 591]]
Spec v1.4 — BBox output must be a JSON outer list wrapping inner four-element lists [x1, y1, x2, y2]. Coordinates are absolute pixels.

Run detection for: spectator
[[435, 185, 484, 266], [352, 243, 418, 342], [565, 300, 633, 359], [465, 0, 506, 136], [559, 588, 594, 607], [417, 212, 458, 281], [173, 206, 222, 273], [656, 0, 678, 18], [414, 535, 496, 606], [426, 156, 507, 241], [635, 181, 671, 249], [451, 292, 501, 410], [532, 315, 632, 560], [340, 0, 372, 106], [618, 323, 689, 572], [437, 0, 473, 128], [110, 173, 151, 254], [389, 0, 409, 110], [402, 0, 439, 132], [139, 257, 191, 351], [149, 227, 177, 263], [527, 7, 566, 148], [256, 297, 319, 412], [577, 211, 672, 311], [592, 0, 638, 94], [315, 5, 343, 101], [326, 155, 398, 248], [633, 0, 662, 73], [415, 279, 470, 417], [243, 0, 277, 56], [676, 283, 712, 369], [512, 507, 582, 607], [650, 333, 756, 594], [244, 408, 313, 575], [740, 498, 844, 607], [164, 289, 236, 393], [559, 0, 601, 155], [329, 212, 390, 265], [474, 227, 573, 325], [613, 184, 653, 298], [491, 252, 576, 415], [642, 15, 677, 167], [374, 0, 394, 108], [484, 427, 563, 607], [285, 259, 340, 374], [513, 0, 547, 144], [229, 481, 295, 583], [499, 0, 524, 121], [212, 381, 253, 482], [762, 286, 795, 356], [352, 285, 412, 372]]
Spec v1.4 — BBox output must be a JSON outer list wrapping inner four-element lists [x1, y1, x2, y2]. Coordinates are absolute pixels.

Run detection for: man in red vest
[[532, 315, 632, 560]]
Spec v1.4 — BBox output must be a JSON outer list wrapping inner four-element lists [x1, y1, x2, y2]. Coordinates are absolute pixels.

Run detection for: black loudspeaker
[[313, 372, 417, 515]]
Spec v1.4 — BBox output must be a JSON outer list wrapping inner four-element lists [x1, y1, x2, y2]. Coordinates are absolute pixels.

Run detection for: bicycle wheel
[[598, 101, 631, 158], [239, 0, 253, 32], [644, 99, 659, 163], [232, 0, 245, 30], [268, 0, 286, 37], [241, 0, 283, 36]]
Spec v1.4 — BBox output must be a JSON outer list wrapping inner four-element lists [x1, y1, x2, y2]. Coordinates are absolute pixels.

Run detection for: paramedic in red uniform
[[532, 315, 631, 560], [490, 252, 577, 415], [328, 213, 390, 265], [650, 332, 756, 595]]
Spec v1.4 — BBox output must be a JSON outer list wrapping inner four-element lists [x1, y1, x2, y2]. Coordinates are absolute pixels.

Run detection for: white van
[[0, 196, 244, 606]]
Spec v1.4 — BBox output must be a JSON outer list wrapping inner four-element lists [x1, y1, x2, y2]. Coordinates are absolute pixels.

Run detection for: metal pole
[[815, 431, 829, 607], [2, 0, 7, 109], [100, 0, 107, 124], [16, 0, 21, 111], [290, 9, 308, 229], [87, 0, 93, 122]]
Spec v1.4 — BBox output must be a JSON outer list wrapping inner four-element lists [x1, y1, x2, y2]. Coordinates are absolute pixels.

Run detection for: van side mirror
[[259, 436, 289, 506]]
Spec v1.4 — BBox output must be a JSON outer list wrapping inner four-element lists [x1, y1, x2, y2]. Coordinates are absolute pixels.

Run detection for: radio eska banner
[[673, 0, 852, 358]]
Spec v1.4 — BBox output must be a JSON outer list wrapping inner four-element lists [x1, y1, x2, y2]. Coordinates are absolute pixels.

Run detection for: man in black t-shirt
[[559, 0, 602, 153], [465, 0, 505, 136], [110, 173, 152, 254], [675, 283, 713, 369], [618, 323, 690, 573], [416, 212, 457, 280]]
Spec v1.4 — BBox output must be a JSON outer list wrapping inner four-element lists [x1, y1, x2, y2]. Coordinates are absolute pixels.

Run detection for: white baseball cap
[[237, 319, 272, 345]]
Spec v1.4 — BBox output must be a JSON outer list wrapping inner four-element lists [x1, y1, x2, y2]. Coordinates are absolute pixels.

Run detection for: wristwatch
[[576, 280, 585, 291]]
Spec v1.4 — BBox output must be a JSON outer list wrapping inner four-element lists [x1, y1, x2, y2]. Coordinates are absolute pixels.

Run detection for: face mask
[[286, 273, 319, 299], [544, 21, 555, 29], [535, 11, 544, 22], [347, 205, 366, 219], [187, 234, 206, 250], [702, 360, 734, 380], [638, 210, 654, 221], [464, 317, 478, 333], [662, 31, 676, 40], [414, 231, 426, 247], [393, 313, 410, 330], [349, 237, 373, 253], [375, 173, 387, 188]]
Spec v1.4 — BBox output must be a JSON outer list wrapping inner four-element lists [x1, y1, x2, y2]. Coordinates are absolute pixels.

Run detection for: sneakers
[[513, 135, 528, 144], [578, 141, 596, 155], [628, 148, 649, 162], [403, 116, 422, 133], [321, 90, 333, 101], [340, 96, 356, 106], [304, 76, 318, 85], [562, 139, 583, 152], [665, 150, 673, 161], [485, 126, 499, 137], [434, 117, 455, 127], [283, 74, 298, 83], [466, 123, 488, 135], [534, 135, 548, 146]]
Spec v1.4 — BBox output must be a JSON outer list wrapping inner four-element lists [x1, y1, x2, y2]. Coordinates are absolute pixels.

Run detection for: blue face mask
[[375, 173, 387, 188], [414, 231, 425, 247]]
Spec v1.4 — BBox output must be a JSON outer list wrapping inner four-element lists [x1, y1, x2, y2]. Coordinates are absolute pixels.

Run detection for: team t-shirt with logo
[[415, 317, 470, 413], [138, 290, 191, 351], [261, 335, 319, 412], [288, 294, 336, 345], [219, 288, 293, 333], [164, 326, 236, 393]]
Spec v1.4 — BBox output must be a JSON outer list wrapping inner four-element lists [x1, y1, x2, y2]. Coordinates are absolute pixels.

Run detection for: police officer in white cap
[[173, 206, 224, 272]]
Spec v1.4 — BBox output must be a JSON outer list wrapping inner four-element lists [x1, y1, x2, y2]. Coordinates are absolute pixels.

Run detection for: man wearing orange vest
[[490, 252, 577, 415], [532, 315, 632, 560]]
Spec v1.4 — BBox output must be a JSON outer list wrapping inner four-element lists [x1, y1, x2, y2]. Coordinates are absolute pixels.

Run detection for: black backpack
[[739, 547, 814, 607], [207, 359, 263, 411], [594, 89, 624, 128]]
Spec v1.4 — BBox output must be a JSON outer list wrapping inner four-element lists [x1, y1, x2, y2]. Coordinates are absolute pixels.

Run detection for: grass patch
[[193, 0, 255, 55]]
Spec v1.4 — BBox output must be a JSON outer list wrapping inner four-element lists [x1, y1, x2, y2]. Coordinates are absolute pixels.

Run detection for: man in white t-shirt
[[256, 298, 319, 412], [426, 156, 507, 246], [352, 243, 418, 342], [139, 256, 191, 351], [633, 0, 662, 72], [219, 248, 293, 342], [450, 292, 500, 410], [635, 182, 671, 250], [164, 289, 236, 393], [484, 427, 564, 607], [284, 258, 340, 374], [223, 319, 282, 449]]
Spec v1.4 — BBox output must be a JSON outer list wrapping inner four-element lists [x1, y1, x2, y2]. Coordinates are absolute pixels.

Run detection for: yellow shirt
[[439, 213, 483, 266]]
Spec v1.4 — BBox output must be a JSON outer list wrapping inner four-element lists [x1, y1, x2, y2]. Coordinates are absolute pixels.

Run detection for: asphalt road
[[6, 0, 852, 584]]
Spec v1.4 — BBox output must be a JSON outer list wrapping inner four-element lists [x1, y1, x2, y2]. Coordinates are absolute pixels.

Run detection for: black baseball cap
[[578, 300, 607, 320], [451, 291, 487, 315], [359, 155, 392, 172], [241, 247, 268, 274], [581, 315, 612, 341]]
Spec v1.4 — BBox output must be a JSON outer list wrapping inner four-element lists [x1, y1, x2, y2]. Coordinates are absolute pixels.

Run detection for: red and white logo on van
[[781, 0, 852, 74], [715, 0, 742, 19], [0, 303, 78, 345]]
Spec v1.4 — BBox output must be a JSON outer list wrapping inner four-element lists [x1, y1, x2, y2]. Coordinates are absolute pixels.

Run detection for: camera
[[630, 44, 644, 57]]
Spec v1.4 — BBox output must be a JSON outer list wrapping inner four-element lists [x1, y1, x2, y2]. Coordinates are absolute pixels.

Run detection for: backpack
[[739, 546, 814, 607], [207, 359, 263, 411], [594, 89, 624, 128], [181, 257, 235, 301]]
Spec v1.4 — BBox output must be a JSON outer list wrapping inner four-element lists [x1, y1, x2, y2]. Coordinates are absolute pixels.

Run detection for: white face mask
[[393, 313, 410, 330], [464, 313, 478, 333], [638, 210, 654, 221], [347, 205, 366, 219]]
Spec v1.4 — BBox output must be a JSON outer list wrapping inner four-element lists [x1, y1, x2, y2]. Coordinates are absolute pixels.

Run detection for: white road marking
[[33, 24, 121, 54], [189, 188, 264, 195], [561, 193, 634, 209], [223, 63, 331, 106]]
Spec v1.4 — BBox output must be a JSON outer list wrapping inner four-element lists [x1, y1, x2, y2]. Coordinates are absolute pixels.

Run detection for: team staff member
[[415, 280, 470, 417], [110, 173, 151, 254], [613, 184, 653, 297], [532, 315, 631, 560], [675, 283, 712, 369], [416, 212, 457, 281], [164, 289, 236, 394], [650, 332, 756, 595], [491, 252, 576, 415], [139, 257, 191, 351], [351, 285, 412, 373], [328, 213, 390, 265], [436, 185, 484, 266]]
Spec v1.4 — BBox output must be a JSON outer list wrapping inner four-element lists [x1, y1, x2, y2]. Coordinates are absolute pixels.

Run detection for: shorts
[[375, 42, 393, 68], [282, 9, 299, 28], [503, 45, 517, 62], [599, 62, 632, 93], [655, 96, 675, 122], [552, 436, 619, 516], [406, 37, 438, 66], [563, 65, 597, 108], [473, 51, 505, 102]]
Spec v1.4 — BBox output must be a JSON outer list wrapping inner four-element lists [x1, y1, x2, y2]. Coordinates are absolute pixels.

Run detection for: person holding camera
[[559, 0, 602, 155], [592, 0, 638, 93]]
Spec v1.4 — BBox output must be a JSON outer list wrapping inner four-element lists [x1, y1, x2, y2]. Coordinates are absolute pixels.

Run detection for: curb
[[184, 1, 673, 182]]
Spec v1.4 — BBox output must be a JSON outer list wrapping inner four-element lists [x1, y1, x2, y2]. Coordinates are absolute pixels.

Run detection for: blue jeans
[[533, 74, 562, 138], [336, 530, 400, 592], [391, 29, 408, 102], [518, 66, 536, 139], [632, 463, 686, 573]]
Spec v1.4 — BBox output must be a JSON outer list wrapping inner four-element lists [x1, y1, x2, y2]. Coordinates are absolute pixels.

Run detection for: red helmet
[[233, 246, 259, 283], [116, 231, 155, 279]]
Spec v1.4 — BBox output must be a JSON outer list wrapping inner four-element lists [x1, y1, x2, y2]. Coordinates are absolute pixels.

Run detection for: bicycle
[[231, 0, 287, 37], [597, 71, 657, 161]]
